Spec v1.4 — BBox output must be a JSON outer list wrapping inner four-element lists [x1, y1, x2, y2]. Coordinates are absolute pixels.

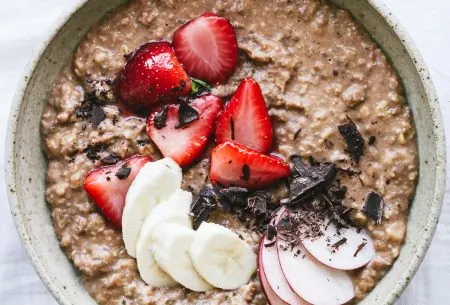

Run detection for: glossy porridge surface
[[40, 0, 418, 304]]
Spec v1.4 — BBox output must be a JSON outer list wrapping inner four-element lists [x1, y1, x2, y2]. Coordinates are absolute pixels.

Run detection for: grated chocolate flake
[[338, 116, 364, 162], [353, 241, 367, 257], [76, 93, 106, 128], [101, 153, 120, 165], [176, 101, 199, 128], [363, 191, 384, 224], [84, 143, 106, 161], [115, 165, 131, 180], [154, 106, 169, 129], [331, 237, 347, 250], [241, 164, 250, 181], [267, 225, 277, 241]]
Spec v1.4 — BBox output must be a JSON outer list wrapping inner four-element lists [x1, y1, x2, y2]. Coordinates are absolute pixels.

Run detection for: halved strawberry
[[146, 94, 223, 167], [83, 155, 151, 227], [210, 142, 290, 190], [215, 78, 273, 152], [116, 41, 191, 114], [172, 12, 238, 84]]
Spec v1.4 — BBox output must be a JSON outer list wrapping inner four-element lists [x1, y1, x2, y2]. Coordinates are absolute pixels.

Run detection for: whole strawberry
[[116, 42, 191, 113]]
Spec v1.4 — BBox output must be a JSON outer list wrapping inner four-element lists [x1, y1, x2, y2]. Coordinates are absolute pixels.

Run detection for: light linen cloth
[[0, 0, 448, 304]]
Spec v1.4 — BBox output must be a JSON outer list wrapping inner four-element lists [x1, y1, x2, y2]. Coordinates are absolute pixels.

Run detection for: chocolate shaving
[[101, 153, 120, 165], [338, 116, 364, 162], [115, 165, 131, 180], [264, 241, 276, 248], [353, 242, 367, 257], [331, 237, 347, 250], [241, 164, 250, 181], [293, 128, 302, 140], [289, 155, 337, 204], [154, 106, 169, 129], [368, 135, 376, 145], [176, 101, 199, 128], [363, 192, 384, 224]]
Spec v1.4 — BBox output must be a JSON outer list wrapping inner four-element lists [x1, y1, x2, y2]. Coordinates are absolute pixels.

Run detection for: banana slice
[[136, 190, 192, 287], [189, 222, 257, 290], [151, 223, 212, 292], [123, 157, 182, 257]]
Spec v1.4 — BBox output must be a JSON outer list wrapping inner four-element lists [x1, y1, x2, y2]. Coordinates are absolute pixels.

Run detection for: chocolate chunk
[[241, 164, 250, 181], [219, 187, 248, 206], [83, 144, 106, 160], [76, 93, 105, 128], [190, 186, 218, 229], [267, 225, 277, 241], [247, 191, 269, 218], [363, 191, 384, 224], [91, 104, 106, 128], [115, 165, 131, 180], [289, 156, 337, 204], [154, 106, 169, 129], [338, 117, 364, 162], [176, 101, 199, 128], [101, 153, 120, 165]]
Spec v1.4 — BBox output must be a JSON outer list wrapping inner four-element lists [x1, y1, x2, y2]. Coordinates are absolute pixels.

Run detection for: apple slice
[[302, 219, 376, 270], [277, 211, 354, 305], [258, 260, 289, 305], [259, 234, 310, 305]]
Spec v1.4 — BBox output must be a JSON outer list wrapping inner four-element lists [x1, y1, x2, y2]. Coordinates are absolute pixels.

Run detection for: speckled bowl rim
[[5, 0, 446, 304]]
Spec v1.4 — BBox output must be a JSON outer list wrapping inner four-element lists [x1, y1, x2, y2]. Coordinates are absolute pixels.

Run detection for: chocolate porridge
[[40, 0, 418, 304]]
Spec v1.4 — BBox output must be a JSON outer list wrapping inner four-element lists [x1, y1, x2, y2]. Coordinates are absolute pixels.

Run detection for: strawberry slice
[[116, 41, 191, 114], [83, 155, 151, 227], [215, 78, 273, 152], [146, 94, 223, 167], [210, 142, 290, 190], [172, 12, 238, 84]]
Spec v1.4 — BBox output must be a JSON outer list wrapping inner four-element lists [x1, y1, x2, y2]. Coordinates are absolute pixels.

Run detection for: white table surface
[[0, 0, 449, 304]]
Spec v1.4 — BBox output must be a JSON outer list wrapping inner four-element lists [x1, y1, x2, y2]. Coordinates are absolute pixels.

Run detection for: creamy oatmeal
[[40, 0, 417, 304]]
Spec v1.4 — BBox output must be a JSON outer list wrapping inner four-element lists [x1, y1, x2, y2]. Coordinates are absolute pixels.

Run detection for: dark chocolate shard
[[241, 164, 250, 181], [190, 185, 218, 229], [267, 225, 277, 241], [176, 101, 199, 128], [101, 153, 120, 165], [289, 156, 337, 204], [363, 191, 384, 224], [91, 104, 106, 128], [154, 106, 169, 129], [368, 135, 376, 146], [338, 117, 364, 162], [219, 187, 248, 206], [115, 165, 131, 180], [247, 191, 269, 218], [84, 143, 106, 161]]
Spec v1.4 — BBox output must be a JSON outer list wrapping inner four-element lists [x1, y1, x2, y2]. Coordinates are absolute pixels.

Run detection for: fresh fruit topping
[[173, 12, 238, 84], [258, 210, 309, 304], [146, 94, 223, 167], [301, 219, 376, 270], [116, 41, 191, 113], [189, 222, 257, 290], [83, 155, 151, 228], [276, 210, 355, 305], [258, 260, 290, 305], [136, 189, 192, 287], [122, 158, 182, 257], [152, 223, 213, 292], [210, 142, 290, 190], [215, 78, 273, 152]]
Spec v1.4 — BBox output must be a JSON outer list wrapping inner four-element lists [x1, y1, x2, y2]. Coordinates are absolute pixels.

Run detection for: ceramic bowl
[[5, 0, 446, 304]]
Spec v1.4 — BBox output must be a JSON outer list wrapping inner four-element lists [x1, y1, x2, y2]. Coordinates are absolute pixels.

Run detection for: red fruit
[[83, 155, 151, 227], [146, 94, 223, 167], [215, 78, 273, 152], [210, 142, 290, 190], [173, 12, 238, 84], [116, 41, 191, 113]]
